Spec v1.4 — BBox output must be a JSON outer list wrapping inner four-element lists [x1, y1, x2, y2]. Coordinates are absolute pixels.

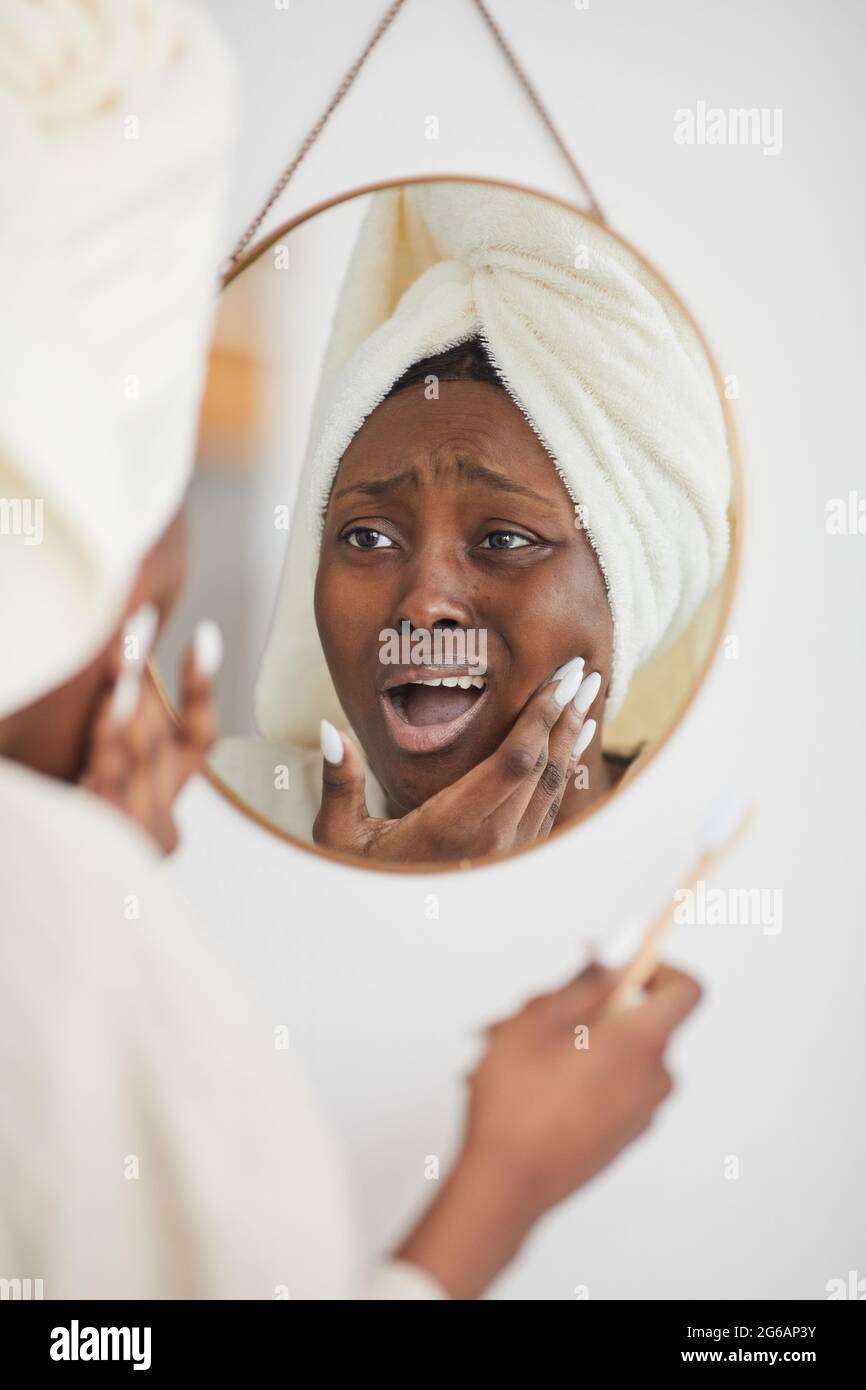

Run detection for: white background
[[166, 0, 866, 1299]]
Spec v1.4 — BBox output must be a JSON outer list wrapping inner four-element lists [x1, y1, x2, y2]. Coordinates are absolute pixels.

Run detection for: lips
[[380, 670, 490, 754]]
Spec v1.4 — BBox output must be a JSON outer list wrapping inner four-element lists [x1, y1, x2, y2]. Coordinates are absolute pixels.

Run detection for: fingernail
[[554, 659, 585, 707], [112, 670, 141, 726], [194, 620, 224, 678], [123, 603, 158, 666], [573, 669, 602, 715], [594, 916, 646, 969], [572, 718, 596, 759], [552, 655, 584, 682], [320, 718, 344, 766]]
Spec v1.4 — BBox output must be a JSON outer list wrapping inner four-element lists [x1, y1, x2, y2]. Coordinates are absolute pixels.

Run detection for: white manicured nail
[[572, 718, 596, 760], [194, 620, 224, 678], [111, 670, 141, 726], [123, 603, 158, 665], [573, 669, 602, 715], [320, 719, 344, 766], [554, 659, 585, 707], [552, 655, 584, 682]]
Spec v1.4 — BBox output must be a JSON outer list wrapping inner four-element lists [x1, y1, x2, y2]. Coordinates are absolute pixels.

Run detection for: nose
[[393, 540, 477, 634]]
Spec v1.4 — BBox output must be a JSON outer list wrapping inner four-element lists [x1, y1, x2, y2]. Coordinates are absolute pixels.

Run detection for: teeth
[[397, 675, 488, 690]]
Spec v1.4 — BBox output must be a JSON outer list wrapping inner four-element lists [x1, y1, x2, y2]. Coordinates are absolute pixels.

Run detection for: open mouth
[[381, 673, 489, 754]]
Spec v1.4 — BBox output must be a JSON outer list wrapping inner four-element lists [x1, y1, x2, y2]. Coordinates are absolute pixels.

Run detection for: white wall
[[165, 0, 866, 1298]]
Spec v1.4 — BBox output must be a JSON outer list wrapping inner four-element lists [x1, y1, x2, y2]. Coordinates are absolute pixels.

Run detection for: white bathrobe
[[0, 756, 442, 1299], [0, 0, 443, 1300]]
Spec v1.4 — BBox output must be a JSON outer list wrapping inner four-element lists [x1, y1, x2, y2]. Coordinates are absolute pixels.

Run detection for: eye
[[478, 530, 533, 551], [344, 527, 395, 550]]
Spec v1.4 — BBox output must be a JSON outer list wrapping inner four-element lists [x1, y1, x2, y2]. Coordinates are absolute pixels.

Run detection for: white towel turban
[[0, 0, 234, 719], [255, 181, 732, 748]]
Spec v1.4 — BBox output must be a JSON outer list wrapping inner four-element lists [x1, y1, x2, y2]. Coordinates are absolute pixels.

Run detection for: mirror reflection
[[157, 178, 736, 866]]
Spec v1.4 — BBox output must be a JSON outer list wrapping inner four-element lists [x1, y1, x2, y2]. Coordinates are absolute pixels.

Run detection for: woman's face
[[314, 379, 613, 813]]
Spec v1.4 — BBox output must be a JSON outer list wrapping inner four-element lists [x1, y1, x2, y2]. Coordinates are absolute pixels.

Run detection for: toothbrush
[[604, 793, 754, 1015]]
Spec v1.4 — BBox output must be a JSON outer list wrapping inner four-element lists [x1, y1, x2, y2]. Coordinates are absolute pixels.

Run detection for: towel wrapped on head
[[0, 0, 234, 718], [255, 180, 732, 747]]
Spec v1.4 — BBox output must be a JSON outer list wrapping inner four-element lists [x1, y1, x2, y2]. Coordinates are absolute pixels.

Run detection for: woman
[[0, 0, 704, 1300], [0, 474, 703, 1299], [0, 254, 704, 1306], [215, 182, 732, 861]]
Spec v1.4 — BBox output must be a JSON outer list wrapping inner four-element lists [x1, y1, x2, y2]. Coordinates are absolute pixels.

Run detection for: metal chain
[[223, 0, 409, 269], [471, 0, 604, 220], [223, 0, 603, 270]]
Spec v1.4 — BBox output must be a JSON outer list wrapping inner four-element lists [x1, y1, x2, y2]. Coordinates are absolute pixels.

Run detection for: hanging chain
[[470, 0, 604, 220], [223, 0, 409, 269], [223, 0, 603, 270]]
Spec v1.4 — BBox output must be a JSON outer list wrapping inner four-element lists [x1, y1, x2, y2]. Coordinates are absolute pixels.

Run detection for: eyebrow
[[332, 456, 555, 508], [333, 469, 418, 501]]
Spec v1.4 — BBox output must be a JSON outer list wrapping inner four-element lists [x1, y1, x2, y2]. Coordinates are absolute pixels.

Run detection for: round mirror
[[155, 176, 740, 869]]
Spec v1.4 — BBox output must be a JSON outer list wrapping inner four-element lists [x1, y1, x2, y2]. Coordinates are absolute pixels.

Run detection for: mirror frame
[[150, 173, 744, 875]]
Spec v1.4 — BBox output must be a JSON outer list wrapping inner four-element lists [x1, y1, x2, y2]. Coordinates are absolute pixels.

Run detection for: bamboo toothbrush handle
[[603, 851, 716, 1015], [600, 806, 753, 1016]]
